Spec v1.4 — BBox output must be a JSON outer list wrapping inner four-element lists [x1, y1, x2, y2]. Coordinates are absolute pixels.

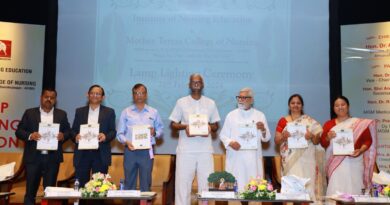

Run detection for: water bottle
[[119, 179, 125, 190], [233, 180, 238, 197], [373, 185, 379, 197], [74, 178, 80, 191], [74, 179, 80, 205]]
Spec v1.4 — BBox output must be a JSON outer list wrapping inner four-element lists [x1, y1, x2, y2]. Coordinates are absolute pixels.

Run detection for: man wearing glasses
[[170, 73, 220, 205], [116, 83, 163, 191], [220, 87, 271, 192], [72, 84, 116, 187]]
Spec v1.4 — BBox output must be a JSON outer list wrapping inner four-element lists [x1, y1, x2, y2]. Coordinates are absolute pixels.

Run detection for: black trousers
[[24, 154, 59, 205], [75, 150, 108, 187]]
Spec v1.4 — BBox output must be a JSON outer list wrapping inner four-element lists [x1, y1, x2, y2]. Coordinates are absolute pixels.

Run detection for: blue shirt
[[116, 104, 163, 146]]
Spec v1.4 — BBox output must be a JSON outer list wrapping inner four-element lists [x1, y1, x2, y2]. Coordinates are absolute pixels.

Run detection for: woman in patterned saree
[[320, 96, 376, 197], [275, 94, 325, 203]]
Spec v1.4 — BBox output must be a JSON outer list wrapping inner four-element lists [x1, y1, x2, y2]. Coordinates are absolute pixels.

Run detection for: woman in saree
[[320, 96, 376, 197], [275, 94, 325, 203]]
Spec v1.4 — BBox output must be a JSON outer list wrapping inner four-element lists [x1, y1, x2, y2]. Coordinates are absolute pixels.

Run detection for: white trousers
[[175, 152, 213, 205]]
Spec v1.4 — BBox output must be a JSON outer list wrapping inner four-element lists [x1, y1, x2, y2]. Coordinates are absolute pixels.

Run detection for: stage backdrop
[[0, 21, 45, 152], [56, 0, 329, 155], [341, 21, 390, 172]]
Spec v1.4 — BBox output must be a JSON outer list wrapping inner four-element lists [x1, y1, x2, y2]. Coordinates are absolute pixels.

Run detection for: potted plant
[[207, 171, 236, 191]]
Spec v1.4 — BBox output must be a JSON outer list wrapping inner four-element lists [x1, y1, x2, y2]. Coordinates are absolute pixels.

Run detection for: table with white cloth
[[330, 196, 390, 204], [198, 195, 312, 205], [40, 192, 156, 205]]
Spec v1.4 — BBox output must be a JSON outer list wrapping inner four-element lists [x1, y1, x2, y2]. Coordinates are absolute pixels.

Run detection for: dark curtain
[[329, 0, 390, 118]]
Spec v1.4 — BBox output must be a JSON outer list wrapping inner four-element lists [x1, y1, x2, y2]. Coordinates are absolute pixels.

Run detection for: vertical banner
[[341, 21, 390, 172], [0, 21, 45, 152]]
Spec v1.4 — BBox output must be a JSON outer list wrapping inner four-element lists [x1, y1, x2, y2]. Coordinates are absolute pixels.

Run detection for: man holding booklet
[[169, 73, 220, 205], [71, 85, 116, 187], [220, 87, 271, 192], [15, 88, 71, 205], [116, 83, 164, 191]]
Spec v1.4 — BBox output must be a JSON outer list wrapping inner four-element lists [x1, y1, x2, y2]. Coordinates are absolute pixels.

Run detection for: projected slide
[[57, 0, 330, 154], [94, 0, 290, 119], [341, 21, 390, 172]]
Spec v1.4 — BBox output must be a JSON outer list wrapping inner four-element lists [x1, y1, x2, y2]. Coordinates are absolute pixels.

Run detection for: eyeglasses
[[89, 92, 102, 97], [236, 96, 252, 100], [133, 91, 146, 96]]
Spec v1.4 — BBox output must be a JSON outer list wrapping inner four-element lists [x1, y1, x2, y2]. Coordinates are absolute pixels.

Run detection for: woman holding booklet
[[275, 94, 325, 202], [320, 96, 376, 197]]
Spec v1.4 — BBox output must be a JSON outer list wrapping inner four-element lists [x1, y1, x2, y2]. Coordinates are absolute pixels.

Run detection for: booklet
[[286, 122, 308, 149], [236, 123, 258, 149], [37, 123, 59, 150], [78, 123, 99, 150], [132, 125, 151, 149], [188, 114, 209, 136], [332, 128, 354, 155]]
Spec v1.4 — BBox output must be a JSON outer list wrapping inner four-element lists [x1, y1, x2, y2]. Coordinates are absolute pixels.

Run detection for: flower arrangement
[[80, 172, 117, 197], [382, 184, 390, 197], [240, 177, 276, 200]]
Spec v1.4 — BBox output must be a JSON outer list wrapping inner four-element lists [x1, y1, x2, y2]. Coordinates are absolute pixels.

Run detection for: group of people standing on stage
[[275, 94, 376, 204], [15, 73, 377, 205]]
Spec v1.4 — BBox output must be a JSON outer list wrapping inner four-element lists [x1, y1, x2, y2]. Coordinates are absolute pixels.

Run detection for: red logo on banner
[[0, 40, 12, 59]]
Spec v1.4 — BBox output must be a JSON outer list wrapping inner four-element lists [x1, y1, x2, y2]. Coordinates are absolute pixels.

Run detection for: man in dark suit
[[15, 88, 71, 205], [72, 84, 116, 187]]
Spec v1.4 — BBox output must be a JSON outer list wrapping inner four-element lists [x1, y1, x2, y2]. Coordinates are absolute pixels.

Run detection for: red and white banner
[[0, 21, 45, 152]]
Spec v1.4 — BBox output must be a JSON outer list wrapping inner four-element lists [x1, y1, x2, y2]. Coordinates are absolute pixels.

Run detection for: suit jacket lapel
[[53, 109, 59, 123], [34, 107, 41, 125], [82, 106, 89, 125], [98, 106, 104, 125]]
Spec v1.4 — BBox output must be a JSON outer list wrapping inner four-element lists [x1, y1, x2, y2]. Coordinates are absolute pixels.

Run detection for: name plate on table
[[44, 186, 81, 197], [107, 190, 141, 197], [37, 123, 59, 150], [276, 193, 310, 200], [201, 191, 235, 199], [286, 122, 308, 149], [131, 125, 151, 150], [45, 191, 81, 197], [236, 123, 258, 149], [189, 114, 208, 136], [332, 128, 354, 155], [353, 196, 390, 203], [79, 124, 99, 150]]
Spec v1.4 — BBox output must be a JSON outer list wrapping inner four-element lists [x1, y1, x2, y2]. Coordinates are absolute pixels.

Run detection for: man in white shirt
[[169, 73, 220, 205], [220, 87, 271, 192]]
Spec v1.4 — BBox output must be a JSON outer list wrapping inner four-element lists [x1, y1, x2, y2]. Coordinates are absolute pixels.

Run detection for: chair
[[57, 152, 75, 187], [272, 155, 282, 185], [151, 154, 175, 205], [0, 152, 24, 205], [0, 152, 24, 193]]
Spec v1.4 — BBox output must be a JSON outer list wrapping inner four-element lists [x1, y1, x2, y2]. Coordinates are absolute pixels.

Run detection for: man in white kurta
[[220, 88, 271, 192], [170, 74, 221, 205]]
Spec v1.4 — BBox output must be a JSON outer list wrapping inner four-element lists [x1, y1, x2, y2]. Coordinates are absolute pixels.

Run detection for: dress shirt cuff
[[117, 134, 128, 145]]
